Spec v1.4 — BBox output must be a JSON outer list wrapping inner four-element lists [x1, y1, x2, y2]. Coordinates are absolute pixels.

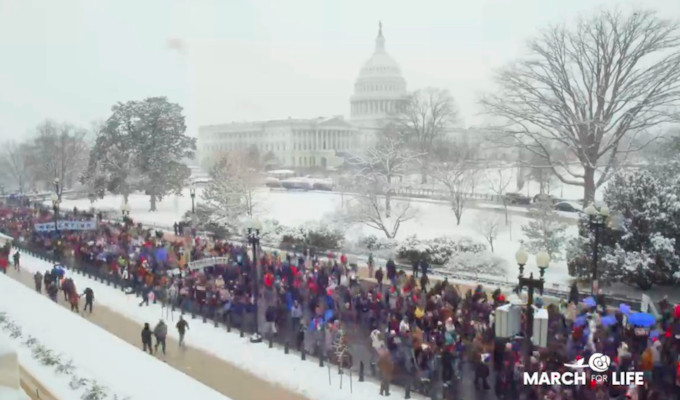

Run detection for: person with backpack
[[176, 316, 189, 347]]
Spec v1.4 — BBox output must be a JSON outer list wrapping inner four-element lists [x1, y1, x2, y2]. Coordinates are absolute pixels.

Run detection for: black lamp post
[[516, 246, 550, 368], [51, 192, 60, 234], [248, 226, 262, 343], [189, 184, 196, 215], [584, 203, 611, 295]]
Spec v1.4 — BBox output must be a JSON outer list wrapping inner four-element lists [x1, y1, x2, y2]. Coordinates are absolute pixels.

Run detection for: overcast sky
[[1, 0, 679, 140]]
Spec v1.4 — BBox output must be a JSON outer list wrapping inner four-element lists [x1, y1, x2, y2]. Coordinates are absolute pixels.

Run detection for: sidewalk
[[5, 268, 309, 400]]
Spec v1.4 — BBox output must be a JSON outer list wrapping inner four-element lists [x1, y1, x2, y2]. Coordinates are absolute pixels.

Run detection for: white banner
[[188, 257, 230, 270], [34, 220, 97, 232]]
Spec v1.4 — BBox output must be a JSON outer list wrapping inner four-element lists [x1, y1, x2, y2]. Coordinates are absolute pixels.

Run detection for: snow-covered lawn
[[55, 187, 577, 285], [0, 273, 231, 400], [17, 252, 426, 400]]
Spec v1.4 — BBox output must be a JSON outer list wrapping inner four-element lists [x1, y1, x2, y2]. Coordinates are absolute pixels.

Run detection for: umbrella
[[619, 303, 631, 316], [574, 316, 587, 327], [582, 297, 596, 308], [628, 312, 656, 328], [600, 315, 617, 327]]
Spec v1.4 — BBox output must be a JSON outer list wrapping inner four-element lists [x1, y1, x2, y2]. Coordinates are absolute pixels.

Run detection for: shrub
[[278, 221, 345, 251], [396, 235, 487, 265]]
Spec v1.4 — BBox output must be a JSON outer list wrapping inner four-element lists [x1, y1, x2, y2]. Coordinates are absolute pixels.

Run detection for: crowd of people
[[2, 200, 680, 399]]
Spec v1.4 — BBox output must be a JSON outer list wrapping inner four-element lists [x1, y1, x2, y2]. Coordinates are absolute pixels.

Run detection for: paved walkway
[[6, 268, 310, 400]]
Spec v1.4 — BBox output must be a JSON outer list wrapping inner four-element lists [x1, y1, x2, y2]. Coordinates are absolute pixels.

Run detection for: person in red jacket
[[0, 255, 8, 274]]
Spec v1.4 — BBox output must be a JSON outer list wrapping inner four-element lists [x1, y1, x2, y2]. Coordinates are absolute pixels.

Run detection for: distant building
[[350, 22, 409, 144], [198, 116, 358, 170], [198, 23, 408, 170]]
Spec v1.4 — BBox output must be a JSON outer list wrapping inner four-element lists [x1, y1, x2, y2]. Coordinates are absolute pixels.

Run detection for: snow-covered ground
[[17, 253, 425, 400], [0, 273, 231, 400]]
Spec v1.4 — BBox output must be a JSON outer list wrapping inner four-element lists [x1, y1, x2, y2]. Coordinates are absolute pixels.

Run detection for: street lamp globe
[[515, 245, 529, 266], [584, 203, 598, 217], [599, 204, 610, 217], [53, 177, 59, 186], [536, 251, 550, 269]]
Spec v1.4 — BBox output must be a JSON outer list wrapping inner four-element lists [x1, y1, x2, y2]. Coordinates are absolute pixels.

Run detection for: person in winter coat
[[419, 259, 429, 276], [176, 316, 189, 347], [411, 260, 419, 278], [474, 353, 491, 390], [47, 282, 59, 302], [69, 289, 80, 312], [377, 350, 394, 396], [141, 323, 153, 354], [420, 272, 429, 293], [34, 271, 43, 293], [12, 251, 20, 271], [139, 284, 150, 307], [154, 320, 168, 355], [374, 267, 384, 292], [265, 305, 277, 338], [82, 288, 94, 313], [0, 255, 8, 274], [386, 259, 396, 286], [291, 300, 303, 332]]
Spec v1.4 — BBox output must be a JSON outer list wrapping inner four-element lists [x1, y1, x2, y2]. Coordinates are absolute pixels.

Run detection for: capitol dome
[[350, 23, 408, 125]]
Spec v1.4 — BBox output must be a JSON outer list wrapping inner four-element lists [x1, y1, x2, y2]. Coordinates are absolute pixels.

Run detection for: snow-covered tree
[[486, 167, 514, 224], [477, 215, 502, 253], [521, 201, 568, 260], [396, 87, 459, 183], [0, 141, 31, 193], [481, 10, 680, 203], [83, 115, 144, 203], [431, 139, 478, 225], [345, 126, 418, 238], [199, 151, 261, 230], [24, 120, 90, 190], [567, 162, 680, 288], [135, 97, 195, 211]]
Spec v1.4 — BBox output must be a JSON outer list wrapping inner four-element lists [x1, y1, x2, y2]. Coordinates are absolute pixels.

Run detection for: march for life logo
[[524, 353, 645, 386]]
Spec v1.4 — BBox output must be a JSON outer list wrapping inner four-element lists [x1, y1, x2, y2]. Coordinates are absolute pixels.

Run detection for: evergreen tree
[[135, 97, 195, 211], [567, 163, 680, 289]]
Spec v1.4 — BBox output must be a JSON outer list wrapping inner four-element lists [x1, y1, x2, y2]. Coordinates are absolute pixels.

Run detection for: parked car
[[265, 177, 281, 188], [504, 192, 531, 205], [533, 193, 558, 204], [281, 178, 312, 191], [554, 201, 582, 213], [312, 181, 333, 191]]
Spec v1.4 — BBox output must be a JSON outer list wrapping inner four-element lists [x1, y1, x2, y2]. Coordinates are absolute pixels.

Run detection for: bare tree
[[430, 139, 478, 225], [481, 10, 680, 203], [199, 151, 261, 230], [348, 126, 418, 219], [0, 141, 31, 193], [486, 167, 514, 224], [24, 120, 89, 190], [397, 88, 458, 183], [476, 215, 502, 252], [345, 126, 419, 238], [345, 179, 416, 239]]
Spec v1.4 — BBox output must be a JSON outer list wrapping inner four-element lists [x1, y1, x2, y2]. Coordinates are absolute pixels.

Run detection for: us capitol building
[[198, 23, 408, 170]]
